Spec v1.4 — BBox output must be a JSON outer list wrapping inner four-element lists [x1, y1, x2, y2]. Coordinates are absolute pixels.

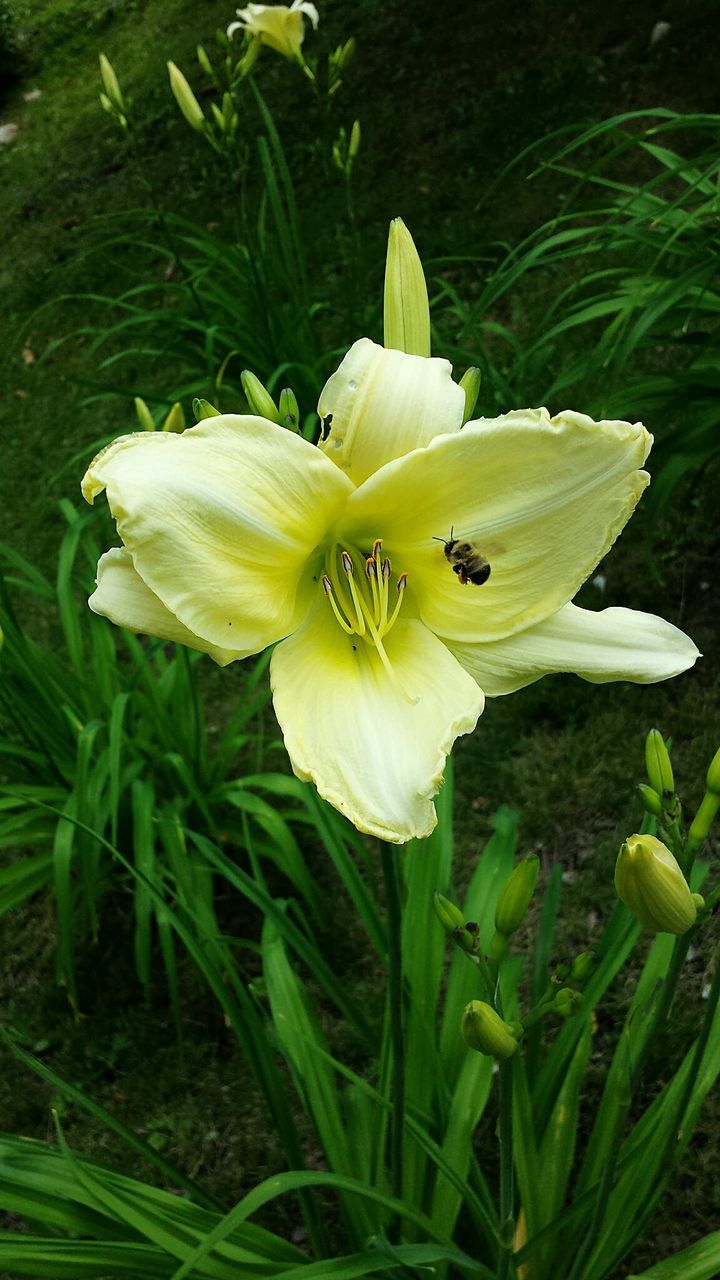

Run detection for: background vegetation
[[1, 0, 720, 1275]]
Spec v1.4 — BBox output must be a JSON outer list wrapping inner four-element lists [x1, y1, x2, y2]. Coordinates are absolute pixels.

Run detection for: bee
[[434, 528, 491, 586]]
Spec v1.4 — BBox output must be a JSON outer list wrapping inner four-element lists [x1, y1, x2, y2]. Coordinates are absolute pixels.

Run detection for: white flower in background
[[227, 1, 319, 62], [82, 331, 698, 843]]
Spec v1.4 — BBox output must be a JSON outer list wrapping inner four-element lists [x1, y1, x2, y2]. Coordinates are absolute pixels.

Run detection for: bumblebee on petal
[[434, 529, 491, 586]]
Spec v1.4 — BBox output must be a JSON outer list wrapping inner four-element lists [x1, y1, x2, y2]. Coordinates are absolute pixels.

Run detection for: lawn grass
[[1, 0, 720, 1274]]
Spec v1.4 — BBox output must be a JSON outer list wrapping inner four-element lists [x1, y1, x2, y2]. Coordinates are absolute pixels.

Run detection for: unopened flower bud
[[705, 747, 720, 797], [645, 729, 674, 799], [349, 118, 361, 159], [279, 387, 300, 430], [241, 370, 280, 422], [162, 402, 186, 433], [383, 218, 431, 358], [99, 54, 124, 112], [637, 783, 663, 818], [168, 62, 206, 133], [192, 397, 221, 421], [134, 397, 156, 431], [459, 367, 481, 424], [495, 855, 540, 937], [569, 951, 595, 985], [554, 987, 581, 1018], [454, 923, 480, 954], [337, 36, 356, 70], [615, 834, 697, 935], [434, 892, 465, 931], [197, 44, 214, 77], [462, 1000, 519, 1059]]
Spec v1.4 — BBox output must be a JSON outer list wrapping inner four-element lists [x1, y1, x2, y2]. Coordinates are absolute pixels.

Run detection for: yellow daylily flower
[[82, 341, 698, 844], [227, 1, 319, 62]]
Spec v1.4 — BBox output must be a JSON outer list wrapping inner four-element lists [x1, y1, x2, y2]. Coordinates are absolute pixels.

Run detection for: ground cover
[[1, 0, 720, 1274]]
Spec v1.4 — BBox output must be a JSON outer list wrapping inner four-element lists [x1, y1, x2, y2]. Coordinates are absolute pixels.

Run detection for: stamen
[[366, 555, 381, 618], [386, 572, 407, 630], [322, 575, 354, 635], [372, 538, 383, 561], [341, 550, 354, 577]]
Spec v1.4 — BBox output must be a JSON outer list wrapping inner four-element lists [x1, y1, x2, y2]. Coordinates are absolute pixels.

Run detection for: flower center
[[321, 539, 417, 703]]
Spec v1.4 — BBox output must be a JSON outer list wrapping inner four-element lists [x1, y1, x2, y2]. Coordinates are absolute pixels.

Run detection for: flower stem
[[381, 841, 405, 1226], [496, 1055, 515, 1280]]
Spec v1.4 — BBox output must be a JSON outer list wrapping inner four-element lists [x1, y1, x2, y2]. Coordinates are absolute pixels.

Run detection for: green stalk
[[381, 842, 406, 1225], [565, 931, 692, 1280], [497, 1055, 515, 1280]]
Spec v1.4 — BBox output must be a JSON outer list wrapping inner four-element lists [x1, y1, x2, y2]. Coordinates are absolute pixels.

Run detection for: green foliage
[[433, 110, 720, 539], [0, 503, 357, 1012]]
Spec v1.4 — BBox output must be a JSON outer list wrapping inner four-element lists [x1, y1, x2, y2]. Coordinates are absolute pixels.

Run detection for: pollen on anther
[[365, 556, 377, 579], [321, 575, 333, 594], [382, 558, 391, 580], [397, 572, 408, 592], [341, 550, 354, 576]]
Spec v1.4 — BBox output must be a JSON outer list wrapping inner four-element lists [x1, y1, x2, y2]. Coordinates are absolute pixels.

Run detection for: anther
[[397, 572, 408, 592], [372, 538, 383, 560], [341, 550, 354, 577], [321, 575, 333, 594], [365, 556, 377, 579], [382, 558, 391, 580]]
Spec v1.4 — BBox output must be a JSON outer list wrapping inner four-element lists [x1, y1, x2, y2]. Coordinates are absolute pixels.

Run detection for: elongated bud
[[168, 62, 205, 132], [459, 366, 481, 424], [134, 396, 156, 431], [241, 370, 280, 422], [645, 729, 674, 799], [615, 834, 697, 934], [349, 118, 361, 159], [192, 397, 221, 420], [162, 402, 186, 433], [688, 792, 720, 852], [337, 36, 356, 70], [495, 855, 540, 937], [462, 1001, 519, 1059], [99, 54, 124, 111], [278, 387, 300, 430], [637, 783, 663, 818], [383, 218, 431, 358], [705, 747, 720, 796], [433, 891, 465, 932], [197, 44, 214, 77], [569, 950, 595, 985]]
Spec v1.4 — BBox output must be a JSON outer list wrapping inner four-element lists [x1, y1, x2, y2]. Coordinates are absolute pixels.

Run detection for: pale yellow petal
[[446, 602, 700, 695], [270, 603, 484, 843], [89, 548, 245, 665], [317, 338, 464, 486], [341, 407, 651, 642], [83, 415, 353, 656]]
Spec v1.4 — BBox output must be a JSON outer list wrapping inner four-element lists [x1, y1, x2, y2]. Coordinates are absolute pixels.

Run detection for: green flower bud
[[645, 729, 674, 799], [462, 1001, 519, 1059], [433, 892, 465, 932], [637, 783, 663, 818], [134, 396, 156, 431], [168, 61, 205, 133], [569, 950, 595, 985], [337, 36, 356, 71], [454, 923, 480, 954], [688, 792, 720, 850], [162, 402, 186, 433], [278, 387, 300, 430], [99, 53, 124, 112], [494, 854, 540, 937], [241, 370, 280, 422], [192, 397, 221, 421], [705, 747, 720, 797], [383, 218, 431, 358], [197, 44, 214, 77], [349, 118, 361, 159], [615, 834, 697, 935], [459, 367, 481, 424], [554, 987, 581, 1018]]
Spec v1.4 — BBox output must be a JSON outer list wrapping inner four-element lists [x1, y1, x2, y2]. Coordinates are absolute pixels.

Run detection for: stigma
[[321, 540, 417, 703]]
